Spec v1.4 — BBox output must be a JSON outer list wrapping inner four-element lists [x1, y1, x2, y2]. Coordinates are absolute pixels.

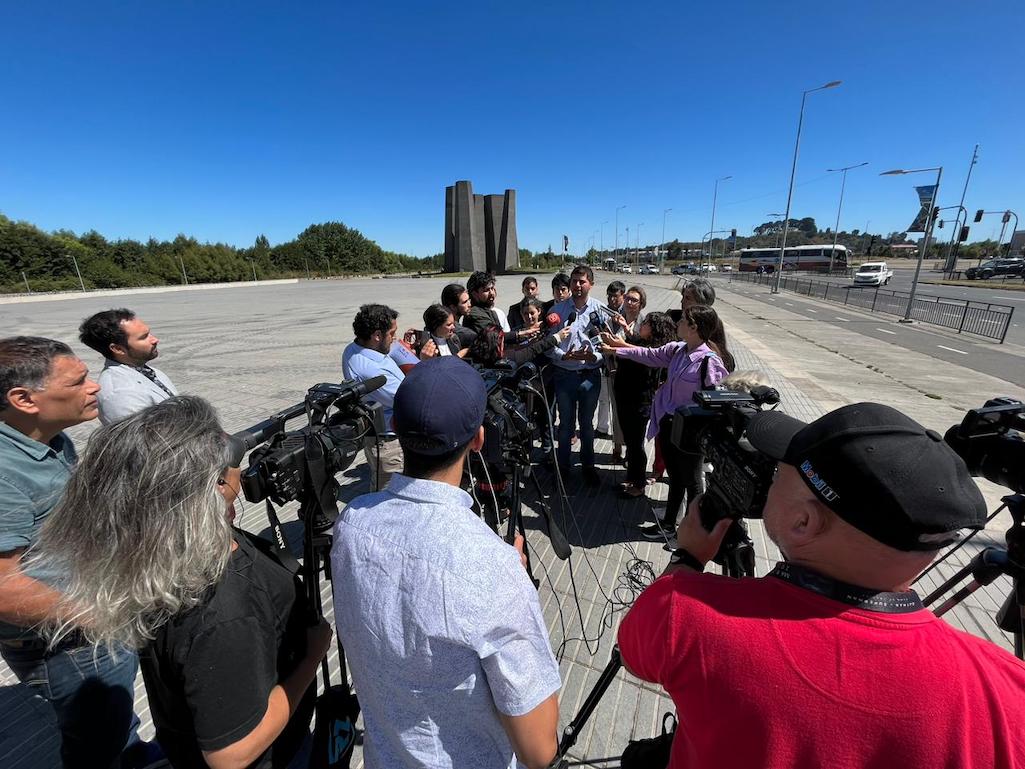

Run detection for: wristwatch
[[668, 548, 705, 572]]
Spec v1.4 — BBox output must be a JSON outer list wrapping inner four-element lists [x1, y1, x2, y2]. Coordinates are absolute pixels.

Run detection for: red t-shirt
[[617, 570, 1025, 769]]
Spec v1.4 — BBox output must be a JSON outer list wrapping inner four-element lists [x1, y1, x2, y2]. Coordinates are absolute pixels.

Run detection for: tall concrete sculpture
[[444, 180, 519, 273]]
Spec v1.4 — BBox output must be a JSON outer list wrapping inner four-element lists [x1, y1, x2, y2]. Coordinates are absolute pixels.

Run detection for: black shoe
[[582, 467, 601, 487], [640, 522, 674, 541]]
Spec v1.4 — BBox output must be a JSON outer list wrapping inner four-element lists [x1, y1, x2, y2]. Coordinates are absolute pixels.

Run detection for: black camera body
[[944, 397, 1025, 494], [671, 387, 780, 530], [235, 380, 386, 531], [477, 362, 538, 468]]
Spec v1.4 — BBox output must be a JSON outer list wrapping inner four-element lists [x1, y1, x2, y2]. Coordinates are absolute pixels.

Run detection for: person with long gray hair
[[27, 396, 332, 769]]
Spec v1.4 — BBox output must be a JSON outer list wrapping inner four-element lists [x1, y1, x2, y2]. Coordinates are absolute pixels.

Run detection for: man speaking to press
[[618, 403, 1025, 768]]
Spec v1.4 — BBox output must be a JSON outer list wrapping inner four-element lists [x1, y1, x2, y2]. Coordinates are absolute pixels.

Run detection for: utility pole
[[944, 144, 979, 273]]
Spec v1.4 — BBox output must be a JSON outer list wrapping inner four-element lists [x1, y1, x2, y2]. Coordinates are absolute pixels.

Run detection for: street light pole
[[767, 213, 784, 250], [944, 144, 979, 273], [709, 175, 731, 270], [615, 206, 626, 261], [625, 226, 630, 263], [826, 161, 867, 273], [636, 223, 644, 264], [881, 166, 943, 323], [68, 253, 86, 291], [600, 220, 608, 262], [660, 208, 672, 267], [773, 80, 842, 293]]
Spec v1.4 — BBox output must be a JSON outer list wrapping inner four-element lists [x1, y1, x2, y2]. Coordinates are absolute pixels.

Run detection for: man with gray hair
[[0, 336, 150, 768]]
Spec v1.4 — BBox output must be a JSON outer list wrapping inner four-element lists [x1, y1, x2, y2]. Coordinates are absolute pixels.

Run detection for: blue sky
[[3, 1, 1023, 256]]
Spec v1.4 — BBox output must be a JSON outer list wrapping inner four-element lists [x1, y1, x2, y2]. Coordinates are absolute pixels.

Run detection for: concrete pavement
[[1, 273, 1022, 767]]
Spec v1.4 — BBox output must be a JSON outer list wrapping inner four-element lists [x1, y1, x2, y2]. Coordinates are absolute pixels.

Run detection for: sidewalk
[[1, 273, 1021, 767]]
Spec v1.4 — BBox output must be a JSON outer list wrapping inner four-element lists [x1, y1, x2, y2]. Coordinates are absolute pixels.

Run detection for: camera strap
[[262, 500, 302, 576], [768, 561, 925, 613]]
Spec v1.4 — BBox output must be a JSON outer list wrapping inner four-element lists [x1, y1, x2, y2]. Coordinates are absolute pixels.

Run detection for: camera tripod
[[920, 493, 1025, 659]]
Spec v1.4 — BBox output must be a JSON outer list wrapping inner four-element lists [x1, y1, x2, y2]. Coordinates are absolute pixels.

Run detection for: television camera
[[923, 397, 1025, 658], [671, 386, 781, 576]]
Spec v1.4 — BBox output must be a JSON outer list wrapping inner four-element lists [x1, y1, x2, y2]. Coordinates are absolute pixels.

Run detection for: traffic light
[[930, 206, 940, 224], [1002, 211, 1012, 224], [959, 225, 970, 242], [974, 209, 984, 223], [937, 219, 944, 229], [730, 228, 737, 239]]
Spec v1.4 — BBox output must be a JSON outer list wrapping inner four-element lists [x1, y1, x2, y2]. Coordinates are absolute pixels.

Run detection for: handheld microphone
[[565, 311, 577, 326], [545, 312, 562, 329]]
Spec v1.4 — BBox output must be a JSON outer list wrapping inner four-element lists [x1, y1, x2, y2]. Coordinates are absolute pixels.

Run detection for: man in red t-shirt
[[618, 402, 1025, 769]]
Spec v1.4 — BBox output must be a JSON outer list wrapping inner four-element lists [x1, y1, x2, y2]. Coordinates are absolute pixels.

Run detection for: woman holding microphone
[[602, 304, 733, 540]]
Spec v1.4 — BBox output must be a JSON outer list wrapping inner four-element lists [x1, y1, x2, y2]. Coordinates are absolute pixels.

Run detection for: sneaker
[[639, 522, 674, 541]]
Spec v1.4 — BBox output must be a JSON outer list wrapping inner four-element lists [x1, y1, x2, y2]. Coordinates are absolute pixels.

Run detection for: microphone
[[565, 311, 577, 326], [545, 312, 562, 329]]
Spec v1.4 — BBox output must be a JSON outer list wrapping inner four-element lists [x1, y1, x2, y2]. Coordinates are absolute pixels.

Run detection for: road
[[709, 274, 1025, 386], [722, 265, 1025, 347]]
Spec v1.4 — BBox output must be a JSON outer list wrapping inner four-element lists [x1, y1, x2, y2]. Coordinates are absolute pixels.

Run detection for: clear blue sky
[[3, 1, 1023, 256]]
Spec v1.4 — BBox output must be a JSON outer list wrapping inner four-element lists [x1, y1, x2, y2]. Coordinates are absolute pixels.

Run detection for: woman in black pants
[[603, 305, 734, 539], [608, 311, 678, 498]]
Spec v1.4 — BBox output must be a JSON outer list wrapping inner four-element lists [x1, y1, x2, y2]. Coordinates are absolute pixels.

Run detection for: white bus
[[739, 244, 850, 273]]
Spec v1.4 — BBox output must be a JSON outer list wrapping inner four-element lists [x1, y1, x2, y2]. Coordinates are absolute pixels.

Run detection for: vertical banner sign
[[907, 185, 937, 232], [563, 235, 569, 253]]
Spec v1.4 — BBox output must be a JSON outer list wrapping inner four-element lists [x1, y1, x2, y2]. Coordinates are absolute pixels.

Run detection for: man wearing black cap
[[618, 403, 1025, 769], [330, 357, 561, 769]]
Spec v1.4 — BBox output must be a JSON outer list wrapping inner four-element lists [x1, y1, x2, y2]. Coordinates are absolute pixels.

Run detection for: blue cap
[[393, 357, 487, 456]]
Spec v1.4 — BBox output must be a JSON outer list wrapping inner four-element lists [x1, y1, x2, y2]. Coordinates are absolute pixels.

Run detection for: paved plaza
[[2, 273, 1023, 767]]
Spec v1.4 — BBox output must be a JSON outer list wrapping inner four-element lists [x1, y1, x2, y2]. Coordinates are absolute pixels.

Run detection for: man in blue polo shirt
[[0, 336, 149, 768]]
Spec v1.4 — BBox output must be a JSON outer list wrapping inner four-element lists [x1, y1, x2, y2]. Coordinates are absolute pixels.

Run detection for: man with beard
[[441, 282, 478, 348], [79, 308, 178, 425], [463, 272, 540, 343]]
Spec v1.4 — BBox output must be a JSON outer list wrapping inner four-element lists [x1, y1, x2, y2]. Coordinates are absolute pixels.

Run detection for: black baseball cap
[[746, 403, 987, 551], [393, 357, 487, 456]]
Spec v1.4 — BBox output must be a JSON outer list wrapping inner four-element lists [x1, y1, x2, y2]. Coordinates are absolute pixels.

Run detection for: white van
[[854, 262, 893, 286]]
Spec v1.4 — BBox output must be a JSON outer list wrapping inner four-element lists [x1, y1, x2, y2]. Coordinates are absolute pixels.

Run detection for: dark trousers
[[657, 416, 705, 528], [617, 399, 650, 487], [554, 367, 602, 470]]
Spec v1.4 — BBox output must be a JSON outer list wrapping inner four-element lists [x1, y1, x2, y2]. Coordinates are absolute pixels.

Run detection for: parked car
[[645, 264, 660, 274], [671, 264, 688, 275], [965, 258, 1024, 280], [720, 264, 733, 272], [617, 263, 633, 274], [853, 261, 894, 286]]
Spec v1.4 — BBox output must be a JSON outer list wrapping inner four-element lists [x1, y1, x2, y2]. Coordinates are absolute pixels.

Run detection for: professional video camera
[[476, 360, 540, 468], [471, 360, 571, 568], [232, 377, 387, 533], [671, 386, 781, 576], [944, 397, 1025, 494]]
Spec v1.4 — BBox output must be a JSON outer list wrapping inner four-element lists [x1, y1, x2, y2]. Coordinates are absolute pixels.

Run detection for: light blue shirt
[[342, 341, 404, 429], [96, 358, 177, 425], [546, 295, 607, 371], [330, 475, 561, 769]]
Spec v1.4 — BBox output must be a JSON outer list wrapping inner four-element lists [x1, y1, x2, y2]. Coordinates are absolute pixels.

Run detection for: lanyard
[[768, 561, 924, 614]]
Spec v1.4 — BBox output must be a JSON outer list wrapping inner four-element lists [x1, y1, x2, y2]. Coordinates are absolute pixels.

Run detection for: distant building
[[443, 181, 519, 273]]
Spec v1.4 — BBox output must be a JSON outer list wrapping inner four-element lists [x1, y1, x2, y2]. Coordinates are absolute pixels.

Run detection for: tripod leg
[[553, 646, 623, 764]]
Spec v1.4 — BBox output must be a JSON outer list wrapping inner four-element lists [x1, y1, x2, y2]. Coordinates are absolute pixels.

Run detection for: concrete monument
[[444, 180, 519, 273]]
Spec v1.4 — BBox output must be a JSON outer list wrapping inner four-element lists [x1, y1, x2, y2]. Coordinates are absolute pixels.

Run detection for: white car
[[644, 264, 660, 274], [854, 261, 893, 286], [617, 264, 633, 274], [720, 264, 732, 273]]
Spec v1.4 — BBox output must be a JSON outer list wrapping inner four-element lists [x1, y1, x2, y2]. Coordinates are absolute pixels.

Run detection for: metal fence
[[728, 271, 1015, 343]]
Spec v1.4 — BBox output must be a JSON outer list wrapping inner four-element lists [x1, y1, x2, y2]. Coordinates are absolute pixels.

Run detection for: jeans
[[554, 367, 602, 470], [2, 639, 144, 768]]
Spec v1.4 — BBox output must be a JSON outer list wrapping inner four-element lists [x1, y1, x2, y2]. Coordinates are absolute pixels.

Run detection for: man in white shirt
[[79, 309, 178, 425], [331, 357, 561, 769]]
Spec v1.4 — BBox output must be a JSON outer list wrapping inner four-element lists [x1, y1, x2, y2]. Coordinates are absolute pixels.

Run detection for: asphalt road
[[711, 275, 1025, 386], [725, 266, 1024, 348]]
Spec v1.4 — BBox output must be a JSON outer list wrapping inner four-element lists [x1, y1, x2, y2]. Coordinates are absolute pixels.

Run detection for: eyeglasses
[[623, 296, 641, 304]]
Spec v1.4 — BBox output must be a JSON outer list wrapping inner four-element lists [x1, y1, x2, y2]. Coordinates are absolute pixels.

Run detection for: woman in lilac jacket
[[602, 305, 733, 539]]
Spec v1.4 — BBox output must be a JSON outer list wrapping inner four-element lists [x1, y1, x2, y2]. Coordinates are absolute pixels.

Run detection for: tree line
[[0, 214, 434, 293]]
